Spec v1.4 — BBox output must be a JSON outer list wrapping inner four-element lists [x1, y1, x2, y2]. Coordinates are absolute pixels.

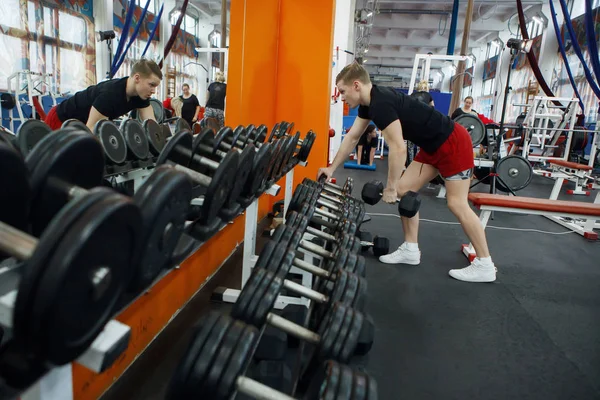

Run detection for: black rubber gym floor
[[103, 158, 600, 400]]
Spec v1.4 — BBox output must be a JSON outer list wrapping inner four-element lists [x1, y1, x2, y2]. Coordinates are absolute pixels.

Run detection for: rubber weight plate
[[143, 119, 166, 155], [251, 142, 272, 195], [62, 119, 91, 134], [231, 268, 277, 328], [454, 114, 485, 146], [130, 165, 193, 292], [94, 120, 127, 164], [16, 119, 52, 157], [213, 127, 233, 152], [28, 131, 105, 236], [254, 124, 268, 144], [0, 144, 31, 248], [175, 118, 191, 133], [496, 154, 533, 192], [319, 303, 363, 363], [122, 119, 150, 160]]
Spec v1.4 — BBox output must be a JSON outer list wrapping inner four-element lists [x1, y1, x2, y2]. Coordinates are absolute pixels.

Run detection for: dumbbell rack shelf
[[212, 164, 317, 310], [7, 160, 305, 400]]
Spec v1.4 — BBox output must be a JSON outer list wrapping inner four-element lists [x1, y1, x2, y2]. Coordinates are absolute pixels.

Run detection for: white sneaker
[[379, 243, 421, 265], [449, 259, 497, 283]]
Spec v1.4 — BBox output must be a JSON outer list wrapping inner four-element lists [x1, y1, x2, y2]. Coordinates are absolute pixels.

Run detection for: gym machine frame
[[6, 71, 58, 132]]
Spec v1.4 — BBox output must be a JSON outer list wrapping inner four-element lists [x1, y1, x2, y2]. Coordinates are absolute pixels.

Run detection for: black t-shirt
[[451, 107, 478, 120], [410, 91, 433, 105], [358, 85, 454, 154], [57, 77, 150, 123], [358, 132, 378, 148], [180, 94, 200, 122], [206, 82, 226, 110]]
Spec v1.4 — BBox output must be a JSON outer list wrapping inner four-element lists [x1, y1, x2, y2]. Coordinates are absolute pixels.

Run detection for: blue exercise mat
[[344, 160, 376, 171]]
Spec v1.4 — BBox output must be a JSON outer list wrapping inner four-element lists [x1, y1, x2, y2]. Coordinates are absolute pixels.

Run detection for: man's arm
[[328, 117, 370, 171], [381, 120, 407, 189], [138, 105, 156, 121], [86, 106, 109, 132], [369, 147, 376, 165]]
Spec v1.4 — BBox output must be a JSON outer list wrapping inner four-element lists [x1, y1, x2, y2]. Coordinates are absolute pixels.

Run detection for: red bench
[[462, 193, 600, 260]]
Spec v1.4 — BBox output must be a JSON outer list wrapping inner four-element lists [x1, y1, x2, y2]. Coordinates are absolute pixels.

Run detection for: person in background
[[356, 124, 378, 166], [179, 83, 201, 128], [45, 59, 161, 132], [205, 71, 227, 128], [451, 96, 478, 120]]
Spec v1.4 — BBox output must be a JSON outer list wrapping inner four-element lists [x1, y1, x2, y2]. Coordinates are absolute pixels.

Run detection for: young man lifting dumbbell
[[45, 59, 162, 132], [317, 63, 496, 283]]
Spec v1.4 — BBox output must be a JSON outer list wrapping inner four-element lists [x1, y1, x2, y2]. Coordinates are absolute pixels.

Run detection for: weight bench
[[462, 193, 600, 260], [540, 159, 594, 197]]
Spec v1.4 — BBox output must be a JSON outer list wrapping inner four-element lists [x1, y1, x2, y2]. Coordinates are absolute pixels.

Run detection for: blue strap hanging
[[557, 0, 600, 100], [142, 3, 164, 57], [112, 0, 137, 75], [549, 0, 585, 113], [585, 0, 600, 91], [112, 0, 153, 75]]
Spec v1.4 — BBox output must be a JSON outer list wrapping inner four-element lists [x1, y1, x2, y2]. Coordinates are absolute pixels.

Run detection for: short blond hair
[[336, 62, 371, 85], [416, 80, 429, 92], [215, 71, 225, 83], [131, 59, 163, 80]]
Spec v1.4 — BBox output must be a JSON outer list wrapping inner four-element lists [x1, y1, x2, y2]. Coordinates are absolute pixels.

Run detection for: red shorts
[[45, 106, 63, 130], [413, 123, 475, 177]]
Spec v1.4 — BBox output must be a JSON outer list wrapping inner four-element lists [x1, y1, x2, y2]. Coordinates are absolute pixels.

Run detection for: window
[[170, 11, 197, 35], [0, 1, 93, 93]]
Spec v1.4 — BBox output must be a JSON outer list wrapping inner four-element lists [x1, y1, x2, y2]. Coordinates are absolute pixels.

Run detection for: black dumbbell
[[0, 143, 141, 365], [361, 180, 421, 218], [289, 185, 362, 227], [192, 128, 269, 205], [291, 201, 360, 239], [156, 131, 239, 226], [358, 231, 390, 257], [142, 119, 168, 156], [62, 119, 92, 134], [167, 311, 378, 400], [24, 131, 193, 292], [215, 125, 268, 152], [188, 129, 254, 220], [231, 269, 364, 364], [303, 176, 354, 201], [120, 119, 150, 160], [300, 182, 364, 217], [302, 178, 358, 210], [93, 120, 128, 165], [15, 119, 52, 158]]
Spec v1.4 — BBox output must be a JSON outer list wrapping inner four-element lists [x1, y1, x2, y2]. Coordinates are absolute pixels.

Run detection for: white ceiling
[[355, 0, 544, 84]]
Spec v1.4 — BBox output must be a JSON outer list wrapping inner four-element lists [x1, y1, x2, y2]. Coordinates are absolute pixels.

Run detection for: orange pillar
[[226, 0, 282, 218], [274, 0, 336, 194]]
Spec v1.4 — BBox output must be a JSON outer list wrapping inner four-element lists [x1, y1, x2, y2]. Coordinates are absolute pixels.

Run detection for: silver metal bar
[[315, 206, 340, 221], [236, 376, 296, 400], [179, 146, 220, 170], [266, 313, 320, 344], [0, 221, 37, 260], [299, 239, 333, 260], [305, 225, 336, 242], [523, 127, 600, 134], [282, 279, 327, 303], [319, 192, 343, 205], [292, 257, 330, 278], [171, 163, 212, 187]]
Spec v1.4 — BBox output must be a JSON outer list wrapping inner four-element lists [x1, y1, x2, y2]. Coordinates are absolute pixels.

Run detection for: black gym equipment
[[94, 120, 128, 165], [1, 93, 16, 110], [62, 119, 92, 134], [16, 119, 52, 157], [361, 180, 421, 218], [289, 185, 364, 227], [143, 118, 167, 156], [156, 131, 238, 228], [0, 144, 142, 366], [120, 119, 150, 160], [454, 113, 486, 146], [231, 268, 364, 364], [167, 311, 378, 400], [303, 176, 354, 198], [358, 231, 390, 257]]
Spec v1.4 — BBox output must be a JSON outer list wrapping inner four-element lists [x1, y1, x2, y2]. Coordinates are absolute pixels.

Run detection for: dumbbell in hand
[[361, 180, 421, 218], [167, 311, 378, 400], [231, 268, 364, 363], [0, 143, 141, 365]]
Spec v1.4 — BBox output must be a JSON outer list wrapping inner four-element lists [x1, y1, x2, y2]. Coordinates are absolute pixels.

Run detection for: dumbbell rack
[[8, 158, 310, 400], [213, 164, 317, 310]]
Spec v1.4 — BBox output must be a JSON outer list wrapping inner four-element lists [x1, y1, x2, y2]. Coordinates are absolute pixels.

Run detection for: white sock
[[477, 256, 493, 266], [404, 242, 419, 251]]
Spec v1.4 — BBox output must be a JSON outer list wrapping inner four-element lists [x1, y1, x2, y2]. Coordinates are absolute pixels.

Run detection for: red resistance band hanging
[[158, 0, 190, 69], [516, 0, 565, 109]]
